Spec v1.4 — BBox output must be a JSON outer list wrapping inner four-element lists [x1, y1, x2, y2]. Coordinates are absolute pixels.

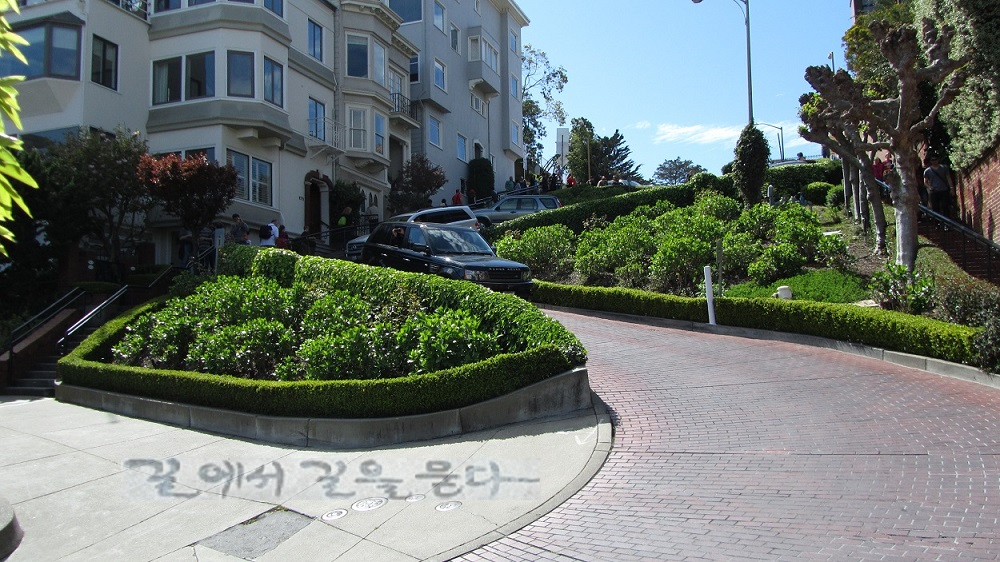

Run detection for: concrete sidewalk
[[0, 397, 610, 561]]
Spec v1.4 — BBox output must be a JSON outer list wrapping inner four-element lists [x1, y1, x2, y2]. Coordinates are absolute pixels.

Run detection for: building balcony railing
[[390, 93, 419, 121], [306, 118, 345, 155]]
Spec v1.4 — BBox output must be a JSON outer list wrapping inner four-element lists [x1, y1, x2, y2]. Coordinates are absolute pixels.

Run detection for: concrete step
[[4, 386, 54, 397], [14, 377, 57, 387]]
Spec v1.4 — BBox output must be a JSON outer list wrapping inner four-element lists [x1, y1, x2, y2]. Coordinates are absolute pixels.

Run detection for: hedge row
[[58, 252, 586, 418], [533, 281, 979, 366]]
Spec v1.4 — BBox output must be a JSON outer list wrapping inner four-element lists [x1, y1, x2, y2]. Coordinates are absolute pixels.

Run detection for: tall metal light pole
[[758, 122, 784, 161], [692, 0, 753, 124]]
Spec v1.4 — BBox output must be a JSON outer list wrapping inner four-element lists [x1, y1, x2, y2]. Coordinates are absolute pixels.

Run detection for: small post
[[704, 265, 717, 326]]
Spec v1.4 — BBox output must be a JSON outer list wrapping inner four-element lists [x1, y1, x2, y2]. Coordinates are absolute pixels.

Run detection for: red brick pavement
[[454, 309, 1000, 561]]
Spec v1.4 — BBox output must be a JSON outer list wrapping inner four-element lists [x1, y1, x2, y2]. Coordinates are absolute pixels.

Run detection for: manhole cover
[[321, 509, 348, 521], [435, 501, 462, 512], [352, 497, 388, 511], [405, 494, 426, 503]]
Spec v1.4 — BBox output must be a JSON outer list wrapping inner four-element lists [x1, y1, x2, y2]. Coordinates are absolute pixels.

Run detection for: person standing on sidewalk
[[923, 156, 954, 218]]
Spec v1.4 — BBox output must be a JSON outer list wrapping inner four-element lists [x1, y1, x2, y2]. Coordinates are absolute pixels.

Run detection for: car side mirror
[[410, 243, 430, 254]]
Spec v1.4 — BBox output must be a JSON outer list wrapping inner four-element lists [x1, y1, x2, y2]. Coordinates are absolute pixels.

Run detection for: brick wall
[[956, 144, 1000, 244]]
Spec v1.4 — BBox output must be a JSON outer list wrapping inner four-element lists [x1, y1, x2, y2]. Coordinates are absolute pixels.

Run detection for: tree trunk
[[893, 150, 922, 271], [841, 159, 853, 218]]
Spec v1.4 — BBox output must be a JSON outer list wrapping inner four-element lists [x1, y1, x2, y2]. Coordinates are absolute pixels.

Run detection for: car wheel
[[477, 216, 492, 228]]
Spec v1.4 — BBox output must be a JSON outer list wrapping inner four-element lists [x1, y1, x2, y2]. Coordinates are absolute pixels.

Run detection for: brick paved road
[[457, 309, 1000, 561]]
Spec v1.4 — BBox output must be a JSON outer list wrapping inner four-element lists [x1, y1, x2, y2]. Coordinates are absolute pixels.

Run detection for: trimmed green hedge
[[533, 281, 979, 366], [484, 184, 696, 242], [59, 256, 586, 418]]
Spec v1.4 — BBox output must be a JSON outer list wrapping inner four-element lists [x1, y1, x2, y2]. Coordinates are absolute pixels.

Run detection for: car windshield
[[425, 228, 494, 255]]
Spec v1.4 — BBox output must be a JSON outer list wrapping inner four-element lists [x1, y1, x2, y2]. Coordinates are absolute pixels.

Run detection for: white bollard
[[704, 265, 716, 326]]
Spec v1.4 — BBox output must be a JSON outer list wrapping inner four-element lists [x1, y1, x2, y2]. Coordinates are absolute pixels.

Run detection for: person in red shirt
[[566, 174, 576, 188], [451, 189, 463, 206]]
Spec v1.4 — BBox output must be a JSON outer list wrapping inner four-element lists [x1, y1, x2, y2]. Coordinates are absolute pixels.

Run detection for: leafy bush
[[765, 159, 842, 199], [804, 181, 836, 204], [773, 204, 822, 260], [693, 191, 742, 221], [868, 263, 935, 315], [931, 274, 1000, 327], [574, 214, 656, 285], [687, 172, 738, 199], [816, 231, 852, 269], [722, 231, 764, 274], [168, 270, 215, 298], [974, 310, 1000, 374], [251, 248, 299, 288], [494, 224, 576, 280], [396, 308, 499, 374], [186, 318, 294, 378], [219, 243, 258, 276], [748, 243, 806, 285], [826, 184, 846, 207], [733, 203, 780, 240]]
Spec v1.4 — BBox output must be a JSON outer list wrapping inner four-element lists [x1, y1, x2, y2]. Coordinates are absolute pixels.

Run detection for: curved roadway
[[459, 308, 1000, 561]]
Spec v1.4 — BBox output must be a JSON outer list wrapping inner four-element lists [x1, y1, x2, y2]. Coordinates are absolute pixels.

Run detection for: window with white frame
[[509, 30, 517, 53], [456, 133, 467, 162], [511, 121, 521, 147], [263, 57, 282, 107], [373, 41, 386, 87], [433, 2, 445, 32], [308, 20, 322, 61], [347, 35, 368, 78], [510, 74, 518, 99], [186, 52, 214, 99], [227, 150, 272, 206], [409, 55, 419, 82], [152, 56, 181, 104], [483, 41, 499, 72], [227, 51, 254, 97], [375, 113, 387, 156], [450, 25, 460, 52], [264, 0, 282, 17], [433, 59, 445, 90], [91, 35, 117, 90], [349, 107, 367, 150], [389, 70, 403, 97], [308, 98, 325, 141], [470, 93, 484, 116], [428, 115, 441, 147], [388, 0, 421, 23]]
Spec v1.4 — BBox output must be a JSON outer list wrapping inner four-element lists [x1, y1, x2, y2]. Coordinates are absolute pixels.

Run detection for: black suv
[[361, 222, 534, 296]]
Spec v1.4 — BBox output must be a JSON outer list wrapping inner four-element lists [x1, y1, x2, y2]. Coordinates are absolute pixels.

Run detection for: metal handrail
[[56, 284, 129, 352], [919, 204, 1000, 283], [4, 287, 87, 379]]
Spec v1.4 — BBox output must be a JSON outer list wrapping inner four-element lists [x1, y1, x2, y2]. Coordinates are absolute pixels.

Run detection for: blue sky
[[516, 0, 856, 178]]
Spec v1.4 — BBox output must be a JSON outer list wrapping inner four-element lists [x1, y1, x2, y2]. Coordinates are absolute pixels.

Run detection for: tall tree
[[520, 45, 568, 167], [801, 18, 969, 270], [0, 0, 36, 258], [731, 124, 770, 206], [47, 128, 153, 279], [138, 153, 239, 236], [653, 157, 707, 185], [565, 118, 642, 184], [566, 117, 597, 184]]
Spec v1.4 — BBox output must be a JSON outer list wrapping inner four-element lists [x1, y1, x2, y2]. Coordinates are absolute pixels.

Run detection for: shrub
[[396, 308, 499, 375], [773, 204, 822, 260], [251, 248, 299, 288], [688, 172, 738, 199], [693, 191, 742, 221], [574, 215, 657, 285], [748, 243, 806, 285], [826, 184, 846, 207], [804, 181, 835, 204], [725, 269, 867, 303], [722, 231, 765, 274], [816, 231, 852, 269], [765, 159, 843, 199], [219, 243, 258, 276], [494, 224, 576, 280], [167, 270, 214, 298], [733, 203, 780, 240], [868, 263, 935, 315], [931, 274, 1000, 327], [975, 310, 1000, 374], [186, 318, 294, 378]]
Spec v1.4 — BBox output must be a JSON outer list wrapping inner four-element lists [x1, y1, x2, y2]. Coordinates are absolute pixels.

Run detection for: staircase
[[5, 324, 99, 398], [917, 207, 1000, 285]]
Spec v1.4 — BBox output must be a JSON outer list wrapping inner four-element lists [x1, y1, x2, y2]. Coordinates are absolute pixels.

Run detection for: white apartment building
[[0, 0, 422, 266], [388, 0, 527, 203]]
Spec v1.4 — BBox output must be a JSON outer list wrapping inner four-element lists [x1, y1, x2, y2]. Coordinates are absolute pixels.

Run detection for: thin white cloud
[[633, 121, 652, 130], [652, 123, 745, 146]]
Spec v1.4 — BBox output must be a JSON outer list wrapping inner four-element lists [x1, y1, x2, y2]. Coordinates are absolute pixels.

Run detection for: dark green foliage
[[826, 184, 846, 207], [974, 311, 1000, 374], [575, 214, 656, 286], [167, 270, 215, 298], [747, 243, 807, 285], [396, 308, 499, 374], [218, 243, 258, 276], [930, 274, 1000, 327], [725, 269, 868, 303], [692, 192, 742, 221], [251, 247, 299, 288], [467, 157, 495, 200], [688, 171, 739, 199], [732, 124, 770, 206], [803, 182, 836, 205], [869, 263, 935, 314], [483, 183, 695, 242], [764, 159, 842, 199], [494, 224, 576, 280], [186, 318, 295, 378]]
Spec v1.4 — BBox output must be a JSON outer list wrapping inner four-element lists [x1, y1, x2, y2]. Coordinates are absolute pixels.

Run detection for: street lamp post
[[758, 122, 784, 161], [692, 0, 753, 124]]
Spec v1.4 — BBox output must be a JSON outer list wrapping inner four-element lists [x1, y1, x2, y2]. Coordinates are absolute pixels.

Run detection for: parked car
[[345, 206, 481, 261], [473, 195, 561, 225], [361, 222, 534, 297]]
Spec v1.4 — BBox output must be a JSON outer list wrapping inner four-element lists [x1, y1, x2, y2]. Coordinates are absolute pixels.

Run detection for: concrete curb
[[0, 496, 22, 561], [55, 366, 593, 449], [540, 305, 999, 389]]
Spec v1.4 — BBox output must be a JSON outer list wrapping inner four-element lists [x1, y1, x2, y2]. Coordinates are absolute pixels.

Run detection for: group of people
[[871, 153, 956, 219]]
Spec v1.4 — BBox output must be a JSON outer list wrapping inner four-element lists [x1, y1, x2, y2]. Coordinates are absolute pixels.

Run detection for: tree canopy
[[732, 125, 770, 206], [138, 153, 239, 235], [520, 45, 568, 168], [653, 157, 707, 185], [565, 118, 642, 184]]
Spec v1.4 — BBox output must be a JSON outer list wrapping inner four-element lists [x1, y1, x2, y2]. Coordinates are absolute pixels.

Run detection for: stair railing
[[56, 285, 129, 353], [919, 204, 1000, 283], [3, 287, 87, 383]]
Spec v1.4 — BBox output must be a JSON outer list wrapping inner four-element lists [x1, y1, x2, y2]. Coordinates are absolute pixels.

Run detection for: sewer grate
[[198, 507, 312, 559]]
